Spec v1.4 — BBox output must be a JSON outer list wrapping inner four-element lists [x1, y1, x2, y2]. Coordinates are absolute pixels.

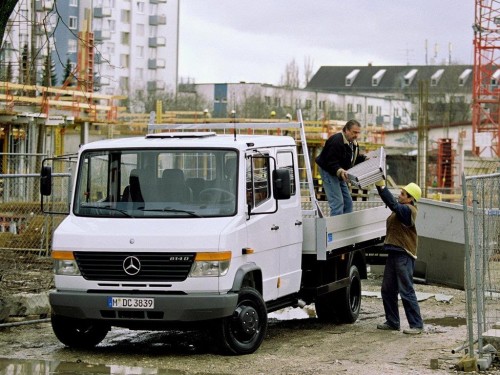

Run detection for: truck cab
[[44, 131, 303, 354]]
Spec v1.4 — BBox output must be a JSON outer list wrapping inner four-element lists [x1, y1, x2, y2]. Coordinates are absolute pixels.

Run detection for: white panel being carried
[[347, 147, 386, 189]]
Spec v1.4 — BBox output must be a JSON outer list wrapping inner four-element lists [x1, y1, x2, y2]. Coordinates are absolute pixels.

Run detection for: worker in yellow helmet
[[374, 179, 424, 335]]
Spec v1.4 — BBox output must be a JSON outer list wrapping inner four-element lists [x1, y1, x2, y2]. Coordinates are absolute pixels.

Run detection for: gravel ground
[[1, 273, 492, 375]]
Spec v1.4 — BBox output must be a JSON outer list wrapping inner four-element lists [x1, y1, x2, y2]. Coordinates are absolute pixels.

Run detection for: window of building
[[107, 19, 116, 32], [69, 0, 78, 6], [356, 104, 362, 113], [431, 69, 445, 87], [121, 32, 130, 44], [264, 96, 271, 106], [120, 54, 129, 68], [459, 69, 472, 86], [368, 105, 373, 114], [376, 106, 382, 116], [137, 1, 145, 13], [119, 76, 129, 91], [136, 46, 144, 58], [394, 108, 399, 117], [347, 103, 353, 113], [68, 16, 77, 30], [345, 69, 360, 87], [121, 10, 130, 23], [68, 39, 77, 53], [274, 97, 281, 107], [136, 23, 145, 36], [305, 99, 312, 109]]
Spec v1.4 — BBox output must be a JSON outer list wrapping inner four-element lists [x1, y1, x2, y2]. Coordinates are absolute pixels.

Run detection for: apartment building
[[1, 0, 179, 97]]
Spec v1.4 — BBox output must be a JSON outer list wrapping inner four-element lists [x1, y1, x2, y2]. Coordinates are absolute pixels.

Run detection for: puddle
[[0, 357, 210, 375], [424, 316, 466, 327]]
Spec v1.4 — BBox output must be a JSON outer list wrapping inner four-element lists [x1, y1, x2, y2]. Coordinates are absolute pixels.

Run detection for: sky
[[178, 0, 475, 86]]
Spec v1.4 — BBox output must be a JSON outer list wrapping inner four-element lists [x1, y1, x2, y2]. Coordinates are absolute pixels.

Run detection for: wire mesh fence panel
[[0, 156, 74, 298], [463, 173, 500, 358]]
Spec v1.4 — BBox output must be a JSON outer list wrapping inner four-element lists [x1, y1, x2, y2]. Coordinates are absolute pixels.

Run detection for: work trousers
[[381, 250, 423, 329], [319, 167, 353, 216]]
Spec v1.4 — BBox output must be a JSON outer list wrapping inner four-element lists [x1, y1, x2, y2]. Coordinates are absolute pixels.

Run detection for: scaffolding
[[472, 0, 500, 157]]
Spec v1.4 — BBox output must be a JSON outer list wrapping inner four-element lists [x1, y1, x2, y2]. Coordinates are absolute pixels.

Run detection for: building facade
[[1, 0, 179, 96]]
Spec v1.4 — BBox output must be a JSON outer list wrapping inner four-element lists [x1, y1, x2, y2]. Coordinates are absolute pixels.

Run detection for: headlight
[[52, 251, 81, 276], [189, 251, 231, 277]]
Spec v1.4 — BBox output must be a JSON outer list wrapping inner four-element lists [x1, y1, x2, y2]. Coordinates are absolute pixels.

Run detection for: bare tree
[[280, 59, 300, 88], [303, 56, 314, 87], [0, 0, 18, 49]]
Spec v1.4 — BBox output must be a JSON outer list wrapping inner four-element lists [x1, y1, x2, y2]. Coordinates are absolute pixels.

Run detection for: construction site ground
[[1, 268, 496, 375]]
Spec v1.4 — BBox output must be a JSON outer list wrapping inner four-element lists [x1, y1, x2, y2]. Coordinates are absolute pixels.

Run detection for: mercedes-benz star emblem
[[123, 256, 141, 275]]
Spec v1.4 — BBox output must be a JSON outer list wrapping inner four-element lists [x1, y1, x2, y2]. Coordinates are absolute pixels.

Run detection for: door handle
[[295, 220, 303, 226], [271, 225, 279, 231]]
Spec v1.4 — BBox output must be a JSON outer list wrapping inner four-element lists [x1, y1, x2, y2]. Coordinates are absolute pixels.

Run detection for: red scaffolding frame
[[472, 0, 500, 157]]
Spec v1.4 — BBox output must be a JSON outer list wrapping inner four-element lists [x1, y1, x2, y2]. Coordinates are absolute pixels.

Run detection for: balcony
[[148, 36, 166, 48], [94, 30, 111, 41], [149, 15, 166, 26], [94, 7, 112, 18], [147, 80, 166, 91], [148, 58, 166, 69]]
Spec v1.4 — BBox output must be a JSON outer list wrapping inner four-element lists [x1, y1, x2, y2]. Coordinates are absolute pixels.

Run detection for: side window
[[276, 151, 296, 196], [246, 155, 270, 208]]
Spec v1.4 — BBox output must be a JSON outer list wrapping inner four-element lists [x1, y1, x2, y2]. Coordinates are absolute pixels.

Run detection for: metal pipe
[[0, 318, 50, 328]]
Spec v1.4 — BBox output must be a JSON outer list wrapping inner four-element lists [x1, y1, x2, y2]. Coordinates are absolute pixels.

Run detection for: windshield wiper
[[81, 204, 133, 218], [140, 207, 202, 218]]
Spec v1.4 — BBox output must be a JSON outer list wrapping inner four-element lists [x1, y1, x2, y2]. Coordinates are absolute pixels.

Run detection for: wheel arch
[[350, 249, 367, 279], [230, 263, 263, 294]]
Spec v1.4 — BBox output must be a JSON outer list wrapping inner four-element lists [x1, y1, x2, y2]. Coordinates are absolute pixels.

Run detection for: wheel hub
[[234, 305, 259, 335]]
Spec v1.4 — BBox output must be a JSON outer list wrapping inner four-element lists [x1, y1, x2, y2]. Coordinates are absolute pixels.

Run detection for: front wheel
[[51, 314, 110, 348], [217, 287, 268, 355]]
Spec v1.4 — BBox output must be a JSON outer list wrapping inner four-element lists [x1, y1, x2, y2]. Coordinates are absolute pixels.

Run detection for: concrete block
[[456, 356, 477, 372]]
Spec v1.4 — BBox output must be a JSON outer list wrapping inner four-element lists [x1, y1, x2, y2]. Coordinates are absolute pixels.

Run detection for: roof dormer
[[345, 69, 360, 87], [403, 69, 418, 86], [431, 69, 445, 86], [458, 68, 472, 86], [372, 69, 386, 86]]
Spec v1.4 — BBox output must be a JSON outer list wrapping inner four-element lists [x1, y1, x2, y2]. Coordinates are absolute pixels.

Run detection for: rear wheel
[[315, 265, 361, 323], [217, 287, 268, 355], [51, 314, 110, 348]]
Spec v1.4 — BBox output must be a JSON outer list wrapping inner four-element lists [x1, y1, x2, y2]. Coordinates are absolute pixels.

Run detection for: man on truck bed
[[375, 180, 424, 335], [315, 120, 366, 216]]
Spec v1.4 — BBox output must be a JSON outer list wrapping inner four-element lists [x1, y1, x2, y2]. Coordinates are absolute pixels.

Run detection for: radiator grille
[[74, 252, 195, 282]]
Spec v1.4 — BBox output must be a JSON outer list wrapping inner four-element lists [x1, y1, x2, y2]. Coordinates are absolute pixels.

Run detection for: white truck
[[40, 111, 387, 354]]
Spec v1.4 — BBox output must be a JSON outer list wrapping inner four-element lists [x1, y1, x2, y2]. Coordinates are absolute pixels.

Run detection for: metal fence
[[463, 172, 500, 367], [0, 154, 74, 297]]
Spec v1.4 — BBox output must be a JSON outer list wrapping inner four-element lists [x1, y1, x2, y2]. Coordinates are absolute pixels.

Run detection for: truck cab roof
[[79, 132, 297, 152]]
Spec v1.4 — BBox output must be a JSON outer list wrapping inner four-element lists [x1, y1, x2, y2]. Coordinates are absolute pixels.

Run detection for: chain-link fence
[[463, 172, 500, 366], [0, 154, 74, 297]]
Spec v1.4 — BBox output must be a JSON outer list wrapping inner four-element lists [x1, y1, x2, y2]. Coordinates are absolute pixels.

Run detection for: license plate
[[107, 297, 154, 309]]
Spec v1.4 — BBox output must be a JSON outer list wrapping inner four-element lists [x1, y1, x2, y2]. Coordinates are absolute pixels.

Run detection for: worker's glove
[[375, 179, 386, 187]]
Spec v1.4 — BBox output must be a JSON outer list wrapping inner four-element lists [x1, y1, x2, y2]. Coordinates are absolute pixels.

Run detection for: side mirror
[[40, 166, 52, 196], [273, 168, 291, 200]]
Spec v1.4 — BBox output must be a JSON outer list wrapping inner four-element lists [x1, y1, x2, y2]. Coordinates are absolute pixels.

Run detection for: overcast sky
[[178, 0, 475, 86]]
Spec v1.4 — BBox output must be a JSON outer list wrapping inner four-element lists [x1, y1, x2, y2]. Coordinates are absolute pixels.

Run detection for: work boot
[[377, 322, 400, 331], [403, 327, 423, 335]]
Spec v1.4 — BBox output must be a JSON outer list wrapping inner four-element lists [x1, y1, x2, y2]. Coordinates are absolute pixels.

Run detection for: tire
[[315, 265, 361, 323], [335, 265, 362, 323], [217, 287, 268, 355], [51, 314, 110, 349]]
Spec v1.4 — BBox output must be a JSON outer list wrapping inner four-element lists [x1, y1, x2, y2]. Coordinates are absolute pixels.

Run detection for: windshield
[[74, 149, 238, 218]]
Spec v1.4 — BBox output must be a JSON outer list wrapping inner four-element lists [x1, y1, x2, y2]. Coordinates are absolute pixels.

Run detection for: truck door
[[245, 150, 302, 301], [276, 150, 302, 298]]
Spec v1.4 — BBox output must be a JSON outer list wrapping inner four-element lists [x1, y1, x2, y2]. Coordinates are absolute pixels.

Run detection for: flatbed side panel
[[302, 206, 387, 260], [325, 206, 387, 251]]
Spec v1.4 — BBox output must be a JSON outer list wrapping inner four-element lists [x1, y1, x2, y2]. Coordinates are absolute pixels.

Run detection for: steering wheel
[[199, 188, 235, 204]]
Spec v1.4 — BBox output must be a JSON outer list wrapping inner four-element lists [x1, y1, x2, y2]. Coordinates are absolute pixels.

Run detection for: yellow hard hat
[[403, 182, 421, 202]]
